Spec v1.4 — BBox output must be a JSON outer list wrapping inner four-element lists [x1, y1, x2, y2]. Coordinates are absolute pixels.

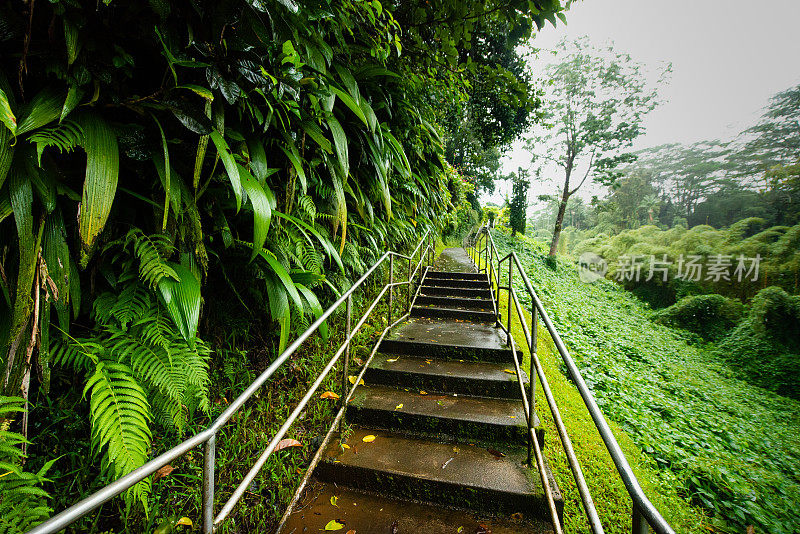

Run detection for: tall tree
[[525, 38, 668, 256], [508, 167, 530, 236]]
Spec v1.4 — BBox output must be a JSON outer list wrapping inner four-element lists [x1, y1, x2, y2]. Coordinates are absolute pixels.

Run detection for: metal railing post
[[528, 308, 538, 466], [484, 232, 489, 272], [633, 503, 649, 534], [388, 254, 394, 325], [507, 259, 513, 344], [407, 259, 412, 312], [340, 295, 352, 431], [202, 435, 216, 534]]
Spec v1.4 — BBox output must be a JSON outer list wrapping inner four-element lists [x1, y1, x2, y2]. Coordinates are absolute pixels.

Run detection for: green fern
[[28, 119, 83, 165], [0, 396, 54, 534]]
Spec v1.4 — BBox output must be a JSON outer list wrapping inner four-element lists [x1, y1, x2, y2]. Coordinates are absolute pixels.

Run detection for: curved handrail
[[466, 225, 674, 534], [29, 229, 435, 534]]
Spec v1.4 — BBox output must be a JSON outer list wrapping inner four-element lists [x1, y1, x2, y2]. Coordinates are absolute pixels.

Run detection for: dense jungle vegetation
[[0, 0, 570, 531]]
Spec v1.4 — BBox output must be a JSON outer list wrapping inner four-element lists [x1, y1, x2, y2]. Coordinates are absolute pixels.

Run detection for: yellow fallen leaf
[[395, 403, 403, 410], [362, 435, 376, 443], [386, 358, 398, 363], [503, 369, 515, 374], [341, 443, 351, 449], [346, 531, 356, 534], [331, 495, 339, 508], [510, 512, 524, 520], [176, 518, 193, 527], [348, 376, 365, 386], [457, 527, 463, 533], [419, 391, 428, 395], [324, 519, 344, 531], [320, 391, 340, 400]]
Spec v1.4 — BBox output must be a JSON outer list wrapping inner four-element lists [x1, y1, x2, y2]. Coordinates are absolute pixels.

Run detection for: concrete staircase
[[278, 248, 562, 533]]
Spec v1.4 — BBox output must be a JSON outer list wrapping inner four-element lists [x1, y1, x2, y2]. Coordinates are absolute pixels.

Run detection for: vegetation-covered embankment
[[489, 228, 800, 534]]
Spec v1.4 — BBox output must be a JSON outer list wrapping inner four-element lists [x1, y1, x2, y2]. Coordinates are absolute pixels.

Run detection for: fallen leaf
[[275, 438, 302, 451], [176, 518, 193, 527], [457, 527, 463, 533], [346, 531, 356, 534], [510, 512, 523, 521], [153, 464, 175, 482], [362, 435, 376, 443], [348, 376, 365, 386], [476, 523, 492, 534], [395, 403, 404, 410], [503, 369, 515, 374], [330, 496, 339, 508], [341, 443, 351, 449], [386, 358, 398, 363], [487, 448, 506, 459], [324, 519, 344, 531], [419, 391, 428, 395], [320, 391, 340, 400]]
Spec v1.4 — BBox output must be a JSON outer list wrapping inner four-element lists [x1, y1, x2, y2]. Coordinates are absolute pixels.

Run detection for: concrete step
[[279, 481, 555, 533], [426, 270, 487, 281], [347, 384, 542, 444], [416, 294, 494, 310], [364, 353, 529, 399], [379, 317, 519, 363], [420, 285, 492, 299], [315, 428, 562, 520], [411, 305, 497, 322], [424, 277, 490, 289]]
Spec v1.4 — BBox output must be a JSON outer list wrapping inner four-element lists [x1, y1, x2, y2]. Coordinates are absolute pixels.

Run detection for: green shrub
[[653, 294, 744, 340], [715, 287, 800, 398]]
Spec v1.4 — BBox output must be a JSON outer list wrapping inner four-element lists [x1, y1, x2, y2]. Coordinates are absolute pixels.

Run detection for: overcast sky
[[492, 0, 800, 206]]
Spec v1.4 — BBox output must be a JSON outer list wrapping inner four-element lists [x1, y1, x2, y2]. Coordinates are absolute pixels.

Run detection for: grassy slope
[[478, 230, 800, 534]]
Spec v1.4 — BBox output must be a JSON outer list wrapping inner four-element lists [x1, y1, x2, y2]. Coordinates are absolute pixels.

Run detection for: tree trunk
[[549, 180, 572, 257]]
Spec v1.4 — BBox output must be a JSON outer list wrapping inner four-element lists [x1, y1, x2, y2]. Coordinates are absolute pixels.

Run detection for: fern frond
[[298, 194, 316, 221], [0, 396, 53, 533], [28, 120, 83, 165], [84, 360, 152, 509], [127, 230, 178, 289]]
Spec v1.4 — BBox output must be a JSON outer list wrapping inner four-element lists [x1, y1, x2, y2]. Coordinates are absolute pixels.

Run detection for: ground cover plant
[[489, 228, 800, 534]]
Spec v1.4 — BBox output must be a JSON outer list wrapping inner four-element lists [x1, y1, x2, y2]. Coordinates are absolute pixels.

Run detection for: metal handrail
[[28, 230, 437, 534], [466, 225, 675, 534]]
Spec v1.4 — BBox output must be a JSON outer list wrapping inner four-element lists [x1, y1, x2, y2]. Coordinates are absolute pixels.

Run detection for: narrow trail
[[279, 248, 562, 533]]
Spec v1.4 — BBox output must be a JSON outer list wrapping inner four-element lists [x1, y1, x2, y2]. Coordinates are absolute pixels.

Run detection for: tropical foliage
[[0, 0, 567, 529]]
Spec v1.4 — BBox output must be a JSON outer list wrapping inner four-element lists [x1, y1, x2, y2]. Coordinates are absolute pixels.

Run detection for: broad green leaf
[[296, 283, 328, 340], [157, 262, 201, 346], [176, 84, 214, 101], [75, 113, 119, 265], [64, 19, 80, 65], [247, 138, 268, 183], [42, 209, 71, 314], [153, 115, 170, 231], [17, 89, 64, 135], [0, 87, 16, 135], [301, 120, 332, 154], [0, 127, 13, 190], [209, 130, 242, 211], [60, 86, 84, 123], [237, 163, 272, 260], [330, 86, 368, 128], [359, 97, 378, 132], [326, 115, 349, 178], [278, 307, 290, 354], [279, 143, 307, 192], [257, 250, 303, 313]]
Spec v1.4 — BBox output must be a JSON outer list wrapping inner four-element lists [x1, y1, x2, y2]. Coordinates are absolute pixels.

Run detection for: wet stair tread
[[321, 428, 545, 501], [349, 383, 531, 430], [385, 317, 510, 352], [416, 295, 494, 310], [369, 353, 528, 386], [279, 481, 554, 534]]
